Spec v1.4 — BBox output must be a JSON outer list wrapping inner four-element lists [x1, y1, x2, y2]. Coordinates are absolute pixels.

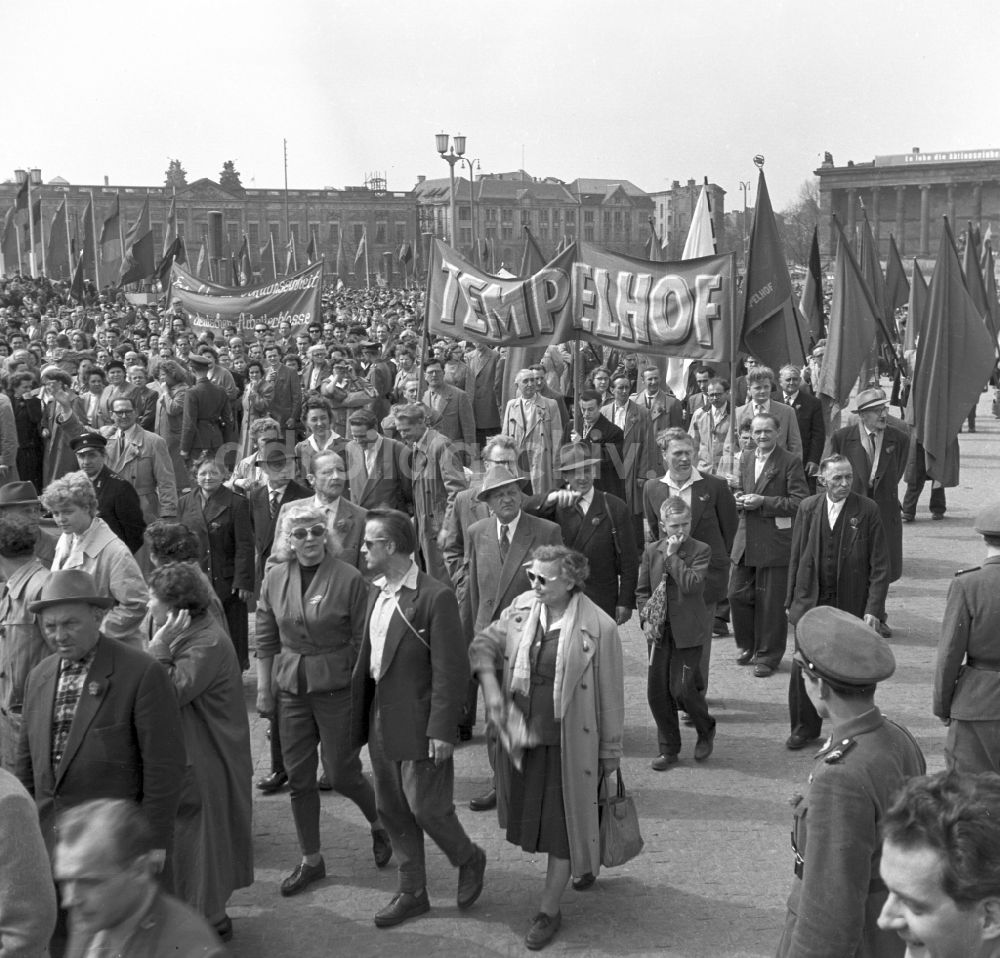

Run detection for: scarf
[[510, 591, 582, 718]]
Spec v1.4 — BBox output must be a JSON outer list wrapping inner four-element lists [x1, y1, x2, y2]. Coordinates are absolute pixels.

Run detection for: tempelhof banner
[[170, 261, 323, 332], [425, 238, 735, 361]]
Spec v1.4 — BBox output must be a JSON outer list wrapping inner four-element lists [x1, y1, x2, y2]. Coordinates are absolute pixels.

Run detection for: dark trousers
[[222, 591, 248, 671], [647, 637, 714, 757], [279, 688, 377, 856], [728, 562, 790, 669], [269, 698, 285, 775], [788, 659, 823, 741], [902, 477, 946, 518], [369, 705, 475, 893]]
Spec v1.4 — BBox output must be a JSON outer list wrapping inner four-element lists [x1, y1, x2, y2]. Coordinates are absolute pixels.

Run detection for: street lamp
[[435, 132, 466, 246], [738, 179, 751, 272], [458, 156, 480, 260]]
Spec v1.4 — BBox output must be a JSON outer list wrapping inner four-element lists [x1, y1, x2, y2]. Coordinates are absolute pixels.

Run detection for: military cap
[[852, 387, 889, 413], [973, 503, 1000, 536], [794, 606, 895, 688], [69, 432, 108, 454]]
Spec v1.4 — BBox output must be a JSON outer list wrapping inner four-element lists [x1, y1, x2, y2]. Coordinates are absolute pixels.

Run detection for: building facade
[[815, 148, 1000, 259], [650, 179, 727, 260]]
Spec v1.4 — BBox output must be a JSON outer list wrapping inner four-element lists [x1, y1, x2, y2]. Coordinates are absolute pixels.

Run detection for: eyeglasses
[[525, 570, 560, 586], [289, 524, 326, 541], [362, 538, 389, 548], [111, 409, 134, 416]]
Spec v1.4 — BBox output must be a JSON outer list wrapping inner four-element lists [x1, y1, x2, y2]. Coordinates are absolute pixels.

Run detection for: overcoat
[[636, 536, 713, 647]]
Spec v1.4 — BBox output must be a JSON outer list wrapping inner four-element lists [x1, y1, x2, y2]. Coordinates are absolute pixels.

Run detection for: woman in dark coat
[[177, 455, 254, 670], [147, 561, 254, 941], [9, 371, 44, 492]]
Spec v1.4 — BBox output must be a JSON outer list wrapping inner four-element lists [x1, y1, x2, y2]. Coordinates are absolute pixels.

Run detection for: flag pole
[[38, 197, 47, 277], [90, 190, 101, 289], [26, 176, 36, 277], [364, 229, 370, 289], [15, 211, 23, 276], [117, 190, 124, 290]]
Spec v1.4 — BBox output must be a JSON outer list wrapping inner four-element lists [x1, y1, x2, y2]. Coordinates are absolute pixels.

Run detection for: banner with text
[[425, 238, 734, 360], [170, 261, 323, 333]]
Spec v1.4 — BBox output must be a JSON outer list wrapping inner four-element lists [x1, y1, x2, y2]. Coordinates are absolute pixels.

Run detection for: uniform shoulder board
[[823, 737, 857, 764], [955, 567, 981, 577]]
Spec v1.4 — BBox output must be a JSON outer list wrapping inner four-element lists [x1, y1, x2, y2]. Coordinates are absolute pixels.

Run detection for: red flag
[[983, 244, 999, 345], [2, 207, 19, 273], [45, 198, 71, 281], [902, 260, 927, 356], [912, 219, 995, 484], [99, 194, 122, 285], [80, 195, 96, 279], [120, 195, 155, 285], [519, 225, 545, 277], [646, 217, 666, 263], [70, 256, 86, 303], [14, 176, 28, 213], [739, 168, 808, 368], [884, 233, 909, 319], [857, 211, 891, 337], [962, 222, 998, 343], [305, 229, 317, 265], [799, 226, 825, 344], [815, 215, 881, 407]]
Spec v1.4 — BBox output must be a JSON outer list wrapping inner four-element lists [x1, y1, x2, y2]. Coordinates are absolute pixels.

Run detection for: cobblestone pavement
[[226, 392, 996, 957]]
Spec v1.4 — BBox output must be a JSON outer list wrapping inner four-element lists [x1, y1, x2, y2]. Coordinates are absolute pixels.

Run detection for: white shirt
[[754, 448, 774, 483], [575, 487, 595, 516], [363, 435, 382, 475], [827, 495, 846, 529], [311, 494, 341, 525], [369, 560, 421, 680], [497, 510, 522, 545], [611, 402, 628, 429], [658, 468, 702, 509]]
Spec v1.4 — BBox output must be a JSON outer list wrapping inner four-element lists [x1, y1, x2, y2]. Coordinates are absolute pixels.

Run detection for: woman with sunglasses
[[470, 544, 624, 950], [255, 500, 391, 898]]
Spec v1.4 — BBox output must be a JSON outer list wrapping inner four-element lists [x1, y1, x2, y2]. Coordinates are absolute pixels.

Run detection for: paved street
[[228, 391, 996, 958]]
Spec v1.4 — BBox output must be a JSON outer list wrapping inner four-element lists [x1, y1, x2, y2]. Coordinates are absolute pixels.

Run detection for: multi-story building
[[650, 179, 727, 260], [1, 168, 419, 285], [815, 147, 1000, 259]]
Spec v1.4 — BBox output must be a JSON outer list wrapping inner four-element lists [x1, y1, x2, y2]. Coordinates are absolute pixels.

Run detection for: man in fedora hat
[[464, 463, 561, 812], [828, 387, 911, 637], [526, 443, 637, 625], [0, 479, 56, 567], [15, 570, 185, 864], [775, 606, 925, 958]]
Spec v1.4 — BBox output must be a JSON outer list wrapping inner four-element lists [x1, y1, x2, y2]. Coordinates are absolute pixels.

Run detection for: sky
[[4, 0, 996, 214]]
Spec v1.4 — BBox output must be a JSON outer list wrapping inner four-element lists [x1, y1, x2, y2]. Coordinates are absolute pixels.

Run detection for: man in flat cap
[[934, 503, 1000, 774], [775, 606, 925, 958], [827, 387, 911, 637]]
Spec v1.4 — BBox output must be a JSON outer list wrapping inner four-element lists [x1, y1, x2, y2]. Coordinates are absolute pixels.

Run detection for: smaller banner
[[171, 260, 323, 333]]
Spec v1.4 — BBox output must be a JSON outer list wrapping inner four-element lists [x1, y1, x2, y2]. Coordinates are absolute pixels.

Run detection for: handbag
[[598, 768, 644, 867]]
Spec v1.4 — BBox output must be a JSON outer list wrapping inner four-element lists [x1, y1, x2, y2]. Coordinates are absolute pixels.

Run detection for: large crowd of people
[[0, 268, 998, 957]]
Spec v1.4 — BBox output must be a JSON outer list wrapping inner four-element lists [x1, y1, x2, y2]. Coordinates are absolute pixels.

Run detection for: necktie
[[755, 404, 765, 416], [577, 499, 587, 519], [117, 431, 126, 457], [499, 524, 510, 563], [269, 491, 280, 519], [864, 431, 875, 466], [51, 658, 89, 769]]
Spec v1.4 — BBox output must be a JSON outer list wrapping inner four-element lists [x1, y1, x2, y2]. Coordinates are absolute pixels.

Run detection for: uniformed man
[[933, 502, 1000, 774], [775, 605, 926, 958]]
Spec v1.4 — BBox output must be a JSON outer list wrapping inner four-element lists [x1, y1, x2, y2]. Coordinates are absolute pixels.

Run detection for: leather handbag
[[598, 769, 644, 867]]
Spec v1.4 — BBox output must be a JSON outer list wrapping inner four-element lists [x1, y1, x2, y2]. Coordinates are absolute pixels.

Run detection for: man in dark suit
[[734, 365, 803, 459], [263, 344, 302, 442], [467, 343, 502, 448], [464, 464, 561, 810], [573, 389, 625, 501], [728, 413, 809, 677], [784, 455, 889, 748], [827, 387, 910, 637], [360, 341, 394, 422], [70, 433, 146, 553], [179, 353, 229, 463], [15, 570, 185, 861], [422, 358, 476, 465], [779, 364, 825, 493], [526, 443, 637, 625], [125, 365, 158, 431], [636, 496, 716, 769], [644, 427, 739, 660], [352, 510, 486, 928], [344, 409, 412, 513]]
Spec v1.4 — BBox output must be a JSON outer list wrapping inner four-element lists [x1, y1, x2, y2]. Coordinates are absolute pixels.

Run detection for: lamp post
[[435, 132, 466, 246], [458, 156, 480, 260], [738, 179, 751, 272]]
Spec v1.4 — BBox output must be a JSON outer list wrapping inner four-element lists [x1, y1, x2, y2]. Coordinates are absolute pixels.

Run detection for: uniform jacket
[[530, 490, 638, 617], [423, 383, 476, 453], [255, 553, 367, 694], [828, 421, 910, 582], [465, 511, 562, 633], [785, 492, 889, 625], [351, 569, 469, 761], [178, 488, 255, 602], [578, 414, 626, 502], [247, 479, 312, 591], [101, 427, 178, 522], [600, 399, 655, 515], [91, 466, 147, 553], [731, 446, 809, 568], [636, 536, 712, 648], [734, 398, 803, 458], [643, 471, 739, 604], [784, 389, 825, 470], [469, 592, 624, 880], [344, 435, 413, 512], [65, 891, 226, 958], [15, 637, 185, 854], [180, 379, 229, 456], [264, 362, 302, 428], [934, 557, 1000, 720], [468, 346, 502, 431], [776, 708, 925, 958]]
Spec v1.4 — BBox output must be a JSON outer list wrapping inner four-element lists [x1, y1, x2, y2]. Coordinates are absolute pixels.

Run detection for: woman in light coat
[[471, 545, 624, 951]]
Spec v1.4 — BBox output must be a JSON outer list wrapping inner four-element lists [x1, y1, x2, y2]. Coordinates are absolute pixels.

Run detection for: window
[[458, 205, 471, 222], [395, 222, 406, 245], [269, 222, 280, 243], [539, 225, 549, 240], [584, 226, 594, 241], [289, 223, 300, 245], [329, 221, 340, 245], [375, 220, 387, 244], [308, 222, 320, 247], [176, 221, 185, 241], [501, 226, 513, 240], [485, 207, 498, 223], [226, 224, 239, 252], [459, 228, 471, 244], [151, 223, 163, 253], [353, 223, 365, 243], [603, 211, 611, 231], [613, 210, 622, 228], [565, 209, 576, 225], [583, 210, 594, 224], [501, 208, 513, 224], [520, 210, 531, 226], [248, 222, 260, 250], [538, 209, 548, 225]]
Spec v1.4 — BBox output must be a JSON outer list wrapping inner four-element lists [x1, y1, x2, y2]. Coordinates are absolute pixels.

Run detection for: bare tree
[[779, 178, 820, 269]]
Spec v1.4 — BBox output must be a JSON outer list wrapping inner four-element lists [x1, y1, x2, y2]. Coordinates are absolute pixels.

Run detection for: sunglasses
[[525, 570, 560, 586], [289, 524, 326, 541]]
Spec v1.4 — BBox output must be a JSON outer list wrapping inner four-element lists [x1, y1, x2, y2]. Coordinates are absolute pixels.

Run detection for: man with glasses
[[502, 368, 563, 497], [780, 364, 825, 494], [784, 454, 889, 749], [689, 378, 732, 475]]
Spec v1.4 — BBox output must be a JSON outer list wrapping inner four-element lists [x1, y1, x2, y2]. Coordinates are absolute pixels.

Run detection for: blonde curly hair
[[41, 471, 98, 517]]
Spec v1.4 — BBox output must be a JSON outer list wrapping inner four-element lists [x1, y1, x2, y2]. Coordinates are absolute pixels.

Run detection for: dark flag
[[230, 250, 239, 287], [884, 233, 909, 320], [519, 225, 546, 277], [962, 222, 999, 343], [903, 260, 927, 356], [1, 207, 19, 273], [70, 256, 86, 303], [799, 226, 825, 344], [305, 230, 317, 265], [163, 194, 178, 258], [80, 194, 96, 279], [739, 168, 808, 368], [336, 232, 351, 285], [912, 218, 995, 485], [857, 211, 890, 337], [99, 194, 123, 285], [815, 215, 881, 409], [646, 217, 666, 263], [238, 235, 253, 286], [398, 240, 413, 282], [45, 198, 71, 280], [119, 195, 155, 286], [156, 237, 185, 293], [983, 244, 1000, 344], [14, 176, 28, 213]]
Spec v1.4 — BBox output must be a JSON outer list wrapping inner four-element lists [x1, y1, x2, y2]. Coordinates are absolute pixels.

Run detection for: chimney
[[417, 175, 426, 184], [687, 178, 696, 188], [671, 180, 680, 190], [29, 168, 41, 185], [104, 175, 109, 186], [912, 147, 920, 153], [14, 169, 26, 184]]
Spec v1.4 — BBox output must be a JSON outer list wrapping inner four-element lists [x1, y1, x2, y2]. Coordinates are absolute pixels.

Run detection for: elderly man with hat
[[0, 479, 57, 567], [775, 606, 925, 958], [464, 463, 562, 812], [827, 387, 911, 637], [933, 502, 1000, 774], [14, 569, 185, 863], [180, 353, 231, 464]]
